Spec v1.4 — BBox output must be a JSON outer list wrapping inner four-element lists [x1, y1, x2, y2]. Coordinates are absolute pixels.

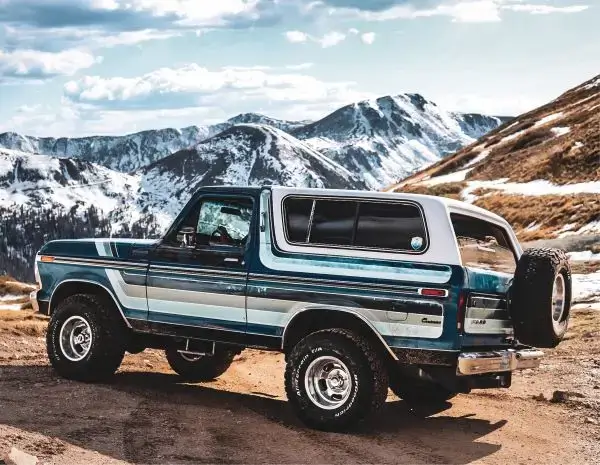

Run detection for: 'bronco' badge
[[410, 236, 423, 251]]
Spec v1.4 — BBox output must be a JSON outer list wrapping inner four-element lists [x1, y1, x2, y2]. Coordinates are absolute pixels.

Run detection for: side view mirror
[[180, 226, 195, 247]]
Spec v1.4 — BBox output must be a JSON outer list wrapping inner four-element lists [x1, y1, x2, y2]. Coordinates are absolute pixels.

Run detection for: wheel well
[[282, 309, 396, 364], [50, 281, 128, 326]]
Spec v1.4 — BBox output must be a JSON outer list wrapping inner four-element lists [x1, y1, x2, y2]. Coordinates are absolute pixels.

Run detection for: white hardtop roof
[[269, 186, 510, 228]]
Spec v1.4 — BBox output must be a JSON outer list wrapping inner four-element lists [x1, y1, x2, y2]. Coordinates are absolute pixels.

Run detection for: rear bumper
[[457, 348, 544, 376]]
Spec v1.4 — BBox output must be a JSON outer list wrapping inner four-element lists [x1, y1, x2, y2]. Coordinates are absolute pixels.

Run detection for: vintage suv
[[31, 186, 572, 430]]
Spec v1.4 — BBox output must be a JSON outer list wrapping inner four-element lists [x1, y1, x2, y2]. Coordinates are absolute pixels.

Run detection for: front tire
[[284, 329, 388, 431], [165, 346, 236, 381], [47, 294, 126, 382]]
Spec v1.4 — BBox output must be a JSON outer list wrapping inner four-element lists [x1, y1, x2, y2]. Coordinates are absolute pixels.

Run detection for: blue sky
[[0, 0, 597, 137]]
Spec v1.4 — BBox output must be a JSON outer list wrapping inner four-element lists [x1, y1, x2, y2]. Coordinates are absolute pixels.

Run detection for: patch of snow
[[534, 112, 563, 127], [0, 303, 23, 311], [500, 129, 527, 144], [568, 251, 600, 261], [464, 149, 491, 168], [524, 222, 540, 232], [421, 168, 472, 186], [573, 141, 584, 149], [551, 126, 571, 137], [584, 77, 600, 90], [0, 294, 24, 301], [460, 179, 600, 203], [572, 272, 600, 304]]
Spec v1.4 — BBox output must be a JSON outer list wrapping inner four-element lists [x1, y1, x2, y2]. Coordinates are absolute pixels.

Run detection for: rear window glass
[[282, 196, 428, 253], [451, 214, 516, 274], [355, 202, 426, 251]]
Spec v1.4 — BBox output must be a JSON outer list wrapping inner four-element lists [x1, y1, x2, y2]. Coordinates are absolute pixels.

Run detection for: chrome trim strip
[[151, 264, 246, 275], [249, 283, 442, 305], [281, 309, 400, 361], [49, 279, 133, 329], [457, 348, 544, 376], [249, 273, 421, 294], [52, 257, 147, 270]]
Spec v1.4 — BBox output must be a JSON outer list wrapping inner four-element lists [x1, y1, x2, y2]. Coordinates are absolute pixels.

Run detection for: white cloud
[[286, 30, 348, 48], [348, 28, 360, 34], [284, 30, 309, 43], [504, 4, 589, 15], [437, 92, 542, 116], [361, 32, 376, 44], [0, 49, 100, 82], [63, 64, 369, 113], [319, 31, 347, 48], [325, 0, 590, 23], [286, 63, 315, 70]]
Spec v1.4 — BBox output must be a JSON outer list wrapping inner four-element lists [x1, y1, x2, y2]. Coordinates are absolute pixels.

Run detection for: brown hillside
[[396, 74, 600, 186]]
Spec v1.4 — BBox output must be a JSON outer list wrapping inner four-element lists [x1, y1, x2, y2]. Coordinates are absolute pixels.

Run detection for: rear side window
[[451, 213, 516, 274], [283, 196, 428, 253]]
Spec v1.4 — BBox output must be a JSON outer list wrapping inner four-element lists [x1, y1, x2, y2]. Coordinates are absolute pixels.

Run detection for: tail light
[[457, 291, 467, 331]]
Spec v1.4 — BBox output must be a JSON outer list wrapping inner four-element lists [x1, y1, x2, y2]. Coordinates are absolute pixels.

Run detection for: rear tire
[[284, 329, 388, 431], [165, 346, 235, 382], [47, 293, 126, 382], [511, 248, 572, 348]]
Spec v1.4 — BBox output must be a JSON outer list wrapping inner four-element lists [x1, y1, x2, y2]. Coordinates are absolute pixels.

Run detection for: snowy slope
[[126, 124, 366, 229], [0, 147, 138, 213], [292, 94, 507, 189]]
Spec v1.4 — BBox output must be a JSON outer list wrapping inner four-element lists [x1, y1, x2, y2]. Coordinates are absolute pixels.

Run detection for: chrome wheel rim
[[180, 352, 202, 362], [552, 274, 566, 330], [304, 356, 353, 410], [59, 316, 92, 362]]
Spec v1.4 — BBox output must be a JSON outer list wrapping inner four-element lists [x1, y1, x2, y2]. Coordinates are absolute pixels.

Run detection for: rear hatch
[[450, 213, 518, 348]]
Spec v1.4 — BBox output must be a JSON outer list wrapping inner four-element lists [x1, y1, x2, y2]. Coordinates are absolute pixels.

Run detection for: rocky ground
[[0, 302, 599, 464]]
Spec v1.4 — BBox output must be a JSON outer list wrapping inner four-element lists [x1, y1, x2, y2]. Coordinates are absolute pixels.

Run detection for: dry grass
[[0, 310, 48, 337], [0, 275, 36, 295], [473, 193, 600, 241], [398, 182, 466, 200]]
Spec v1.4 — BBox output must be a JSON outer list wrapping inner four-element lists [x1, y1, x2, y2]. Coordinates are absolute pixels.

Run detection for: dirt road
[[1, 306, 599, 464]]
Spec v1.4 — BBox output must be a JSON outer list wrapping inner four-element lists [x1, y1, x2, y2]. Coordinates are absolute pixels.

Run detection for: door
[[146, 194, 254, 339]]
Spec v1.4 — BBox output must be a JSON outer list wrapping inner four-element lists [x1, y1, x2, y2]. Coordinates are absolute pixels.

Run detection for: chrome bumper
[[30, 290, 39, 313], [457, 348, 544, 376]]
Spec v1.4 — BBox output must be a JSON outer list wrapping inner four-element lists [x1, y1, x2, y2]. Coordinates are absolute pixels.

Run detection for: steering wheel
[[210, 225, 233, 244]]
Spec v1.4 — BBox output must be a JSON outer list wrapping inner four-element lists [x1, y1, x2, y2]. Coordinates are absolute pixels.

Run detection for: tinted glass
[[355, 202, 427, 251], [451, 214, 516, 274], [309, 200, 357, 246], [284, 198, 313, 242]]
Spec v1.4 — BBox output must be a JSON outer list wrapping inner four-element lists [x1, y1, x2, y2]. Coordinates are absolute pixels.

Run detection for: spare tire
[[510, 248, 572, 348]]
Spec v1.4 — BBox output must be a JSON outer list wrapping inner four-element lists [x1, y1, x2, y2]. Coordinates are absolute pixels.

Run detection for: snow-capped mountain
[[393, 73, 600, 240], [0, 147, 137, 213], [0, 126, 212, 174], [0, 99, 506, 189], [129, 124, 366, 228], [0, 113, 312, 175], [292, 94, 508, 189]]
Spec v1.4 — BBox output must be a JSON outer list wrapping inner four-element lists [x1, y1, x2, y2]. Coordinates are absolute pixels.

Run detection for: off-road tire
[[511, 247, 572, 348], [284, 329, 389, 431], [47, 293, 126, 382], [389, 373, 457, 404], [165, 347, 236, 381]]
